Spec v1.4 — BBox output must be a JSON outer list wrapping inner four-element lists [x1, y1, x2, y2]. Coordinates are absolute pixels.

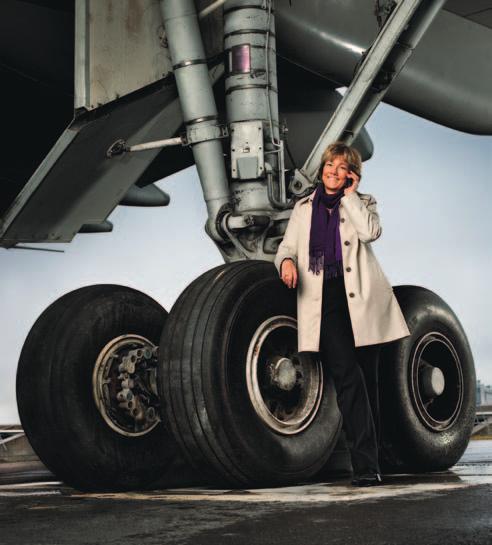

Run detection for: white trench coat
[[274, 190, 411, 352]]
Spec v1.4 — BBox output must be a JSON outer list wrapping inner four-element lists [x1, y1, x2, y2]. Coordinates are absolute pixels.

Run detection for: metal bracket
[[374, 0, 398, 28], [221, 208, 292, 259], [221, 212, 272, 260], [230, 121, 265, 180], [185, 123, 229, 145]]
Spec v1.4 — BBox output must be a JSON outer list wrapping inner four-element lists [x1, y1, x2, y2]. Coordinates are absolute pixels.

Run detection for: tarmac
[[1, 440, 491, 544]]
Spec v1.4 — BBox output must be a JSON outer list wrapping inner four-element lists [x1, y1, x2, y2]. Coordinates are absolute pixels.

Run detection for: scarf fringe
[[324, 259, 344, 279], [309, 254, 344, 278], [309, 251, 325, 275]]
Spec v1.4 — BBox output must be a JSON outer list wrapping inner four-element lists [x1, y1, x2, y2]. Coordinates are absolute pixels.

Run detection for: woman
[[274, 141, 410, 487]]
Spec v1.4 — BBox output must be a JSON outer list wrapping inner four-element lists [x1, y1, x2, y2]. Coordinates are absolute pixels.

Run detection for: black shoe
[[351, 472, 383, 487]]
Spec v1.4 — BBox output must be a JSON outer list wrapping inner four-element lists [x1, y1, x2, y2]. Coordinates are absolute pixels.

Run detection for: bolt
[[119, 356, 135, 374], [118, 388, 133, 401], [121, 379, 134, 389], [143, 348, 152, 359]]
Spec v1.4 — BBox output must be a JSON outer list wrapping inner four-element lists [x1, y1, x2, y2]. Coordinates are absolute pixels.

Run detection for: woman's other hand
[[344, 170, 360, 196], [281, 259, 298, 289]]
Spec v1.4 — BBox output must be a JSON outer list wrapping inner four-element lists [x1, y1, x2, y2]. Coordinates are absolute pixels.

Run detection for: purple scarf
[[308, 183, 344, 278]]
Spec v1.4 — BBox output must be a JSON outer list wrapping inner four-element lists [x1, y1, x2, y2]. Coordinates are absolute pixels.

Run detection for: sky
[[0, 101, 491, 423]]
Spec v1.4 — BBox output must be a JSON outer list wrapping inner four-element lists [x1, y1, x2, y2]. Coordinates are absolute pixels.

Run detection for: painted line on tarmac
[[0, 481, 63, 497], [0, 490, 61, 497], [0, 481, 62, 489], [70, 479, 492, 504]]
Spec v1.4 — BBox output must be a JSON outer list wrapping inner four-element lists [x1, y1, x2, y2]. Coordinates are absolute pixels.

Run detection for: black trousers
[[319, 274, 381, 475]]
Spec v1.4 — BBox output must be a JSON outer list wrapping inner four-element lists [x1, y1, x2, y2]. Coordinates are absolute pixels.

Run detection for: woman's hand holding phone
[[281, 259, 298, 289], [343, 168, 360, 196]]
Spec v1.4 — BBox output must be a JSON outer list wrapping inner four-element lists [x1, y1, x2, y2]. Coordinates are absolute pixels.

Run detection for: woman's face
[[321, 155, 350, 194]]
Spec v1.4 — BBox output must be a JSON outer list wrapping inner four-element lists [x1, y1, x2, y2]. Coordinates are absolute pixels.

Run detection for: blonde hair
[[318, 141, 362, 179]]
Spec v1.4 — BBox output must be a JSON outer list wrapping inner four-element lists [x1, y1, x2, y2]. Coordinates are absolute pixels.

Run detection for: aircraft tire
[[158, 261, 341, 487], [379, 285, 476, 472], [17, 285, 183, 491]]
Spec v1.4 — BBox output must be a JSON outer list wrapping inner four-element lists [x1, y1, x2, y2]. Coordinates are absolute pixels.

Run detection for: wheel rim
[[246, 316, 323, 435], [410, 331, 463, 431], [93, 334, 161, 437]]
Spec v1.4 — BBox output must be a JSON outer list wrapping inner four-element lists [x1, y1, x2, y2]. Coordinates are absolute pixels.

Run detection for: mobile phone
[[345, 164, 361, 188]]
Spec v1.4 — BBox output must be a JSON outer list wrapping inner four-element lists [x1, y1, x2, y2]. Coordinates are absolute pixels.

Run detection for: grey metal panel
[[388, 9, 492, 133], [0, 80, 182, 246], [275, 0, 492, 135], [469, 9, 492, 28], [75, 0, 172, 110], [0, 128, 78, 239], [445, 1, 492, 17]]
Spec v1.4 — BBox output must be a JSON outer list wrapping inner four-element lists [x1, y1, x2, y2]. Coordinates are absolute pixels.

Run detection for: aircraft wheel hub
[[93, 335, 161, 437], [246, 316, 323, 435]]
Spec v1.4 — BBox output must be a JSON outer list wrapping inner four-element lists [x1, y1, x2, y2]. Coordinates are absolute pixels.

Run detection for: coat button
[[344, 241, 350, 246], [349, 292, 355, 298], [340, 218, 345, 223], [346, 267, 352, 272]]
